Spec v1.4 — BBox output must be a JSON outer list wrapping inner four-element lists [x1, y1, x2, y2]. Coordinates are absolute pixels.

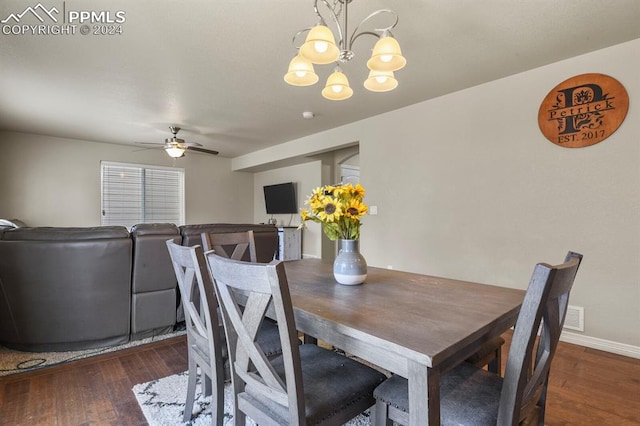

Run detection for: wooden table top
[[283, 258, 524, 369]]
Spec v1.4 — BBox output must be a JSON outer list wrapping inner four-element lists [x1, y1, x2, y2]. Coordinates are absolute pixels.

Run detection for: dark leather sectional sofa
[[0, 222, 278, 352]]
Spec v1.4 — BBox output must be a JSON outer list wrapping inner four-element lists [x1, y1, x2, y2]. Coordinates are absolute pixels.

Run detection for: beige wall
[[0, 131, 254, 226], [253, 161, 323, 258], [251, 147, 362, 259], [360, 41, 639, 348], [1, 39, 637, 351], [239, 39, 640, 350]]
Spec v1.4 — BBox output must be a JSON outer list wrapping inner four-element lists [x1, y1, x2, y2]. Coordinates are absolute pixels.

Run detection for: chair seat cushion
[[256, 318, 284, 357], [244, 344, 386, 424], [374, 362, 503, 425]]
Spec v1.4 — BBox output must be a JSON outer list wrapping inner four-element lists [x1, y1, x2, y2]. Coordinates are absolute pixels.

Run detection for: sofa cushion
[[0, 226, 132, 351], [131, 223, 181, 293], [130, 223, 181, 339], [131, 289, 176, 339], [131, 222, 179, 236], [1, 226, 129, 241]]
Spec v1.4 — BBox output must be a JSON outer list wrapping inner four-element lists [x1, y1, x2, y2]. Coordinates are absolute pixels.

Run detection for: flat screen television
[[263, 182, 297, 214]]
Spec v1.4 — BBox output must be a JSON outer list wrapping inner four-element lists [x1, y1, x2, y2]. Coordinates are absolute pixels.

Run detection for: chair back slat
[[166, 241, 222, 346], [216, 280, 286, 393], [206, 253, 306, 422], [498, 251, 583, 425], [202, 230, 258, 262], [167, 240, 228, 424]]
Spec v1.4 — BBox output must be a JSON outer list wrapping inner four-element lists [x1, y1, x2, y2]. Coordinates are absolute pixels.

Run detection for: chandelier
[[284, 0, 406, 101]]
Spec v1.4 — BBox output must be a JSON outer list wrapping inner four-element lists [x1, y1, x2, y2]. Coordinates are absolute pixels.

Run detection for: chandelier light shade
[[285, 0, 406, 100], [284, 55, 319, 86], [363, 70, 398, 92], [322, 70, 353, 100], [300, 25, 340, 64], [367, 36, 407, 72]]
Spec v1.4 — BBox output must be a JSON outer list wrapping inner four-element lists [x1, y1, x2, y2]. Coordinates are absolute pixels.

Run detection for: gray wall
[[240, 39, 640, 351], [0, 131, 254, 226]]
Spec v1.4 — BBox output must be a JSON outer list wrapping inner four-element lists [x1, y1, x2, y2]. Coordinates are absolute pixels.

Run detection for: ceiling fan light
[[165, 146, 186, 158], [321, 70, 353, 100], [367, 36, 406, 72], [300, 25, 340, 64], [284, 55, 319, 86]]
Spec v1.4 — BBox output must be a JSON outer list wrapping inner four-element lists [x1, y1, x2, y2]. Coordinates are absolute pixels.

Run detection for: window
[[101, 161, 185, 229]]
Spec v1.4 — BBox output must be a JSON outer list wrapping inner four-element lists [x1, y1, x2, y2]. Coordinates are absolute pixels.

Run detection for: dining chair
[[206, 253, 387, 425], [166, 241, 282, 425], [202, 228, 288, 341], [372, 251, 583, 426], [201, 230, 258, 262]]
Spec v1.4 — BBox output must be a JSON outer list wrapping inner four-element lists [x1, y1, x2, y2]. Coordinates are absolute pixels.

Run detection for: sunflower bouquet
[[299, 183, 368, 241]]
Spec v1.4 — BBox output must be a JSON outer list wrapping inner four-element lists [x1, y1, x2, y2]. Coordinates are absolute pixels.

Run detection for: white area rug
[[132, 371, 373, 425]]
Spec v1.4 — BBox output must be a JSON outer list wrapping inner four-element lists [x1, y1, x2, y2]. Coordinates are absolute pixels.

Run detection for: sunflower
[[345, 198, 368, 219], [329, 184, 346, 197], [317, 197, 343, 222], [300, 208, 312, 221], [306, 187, 325, 209], [350, 183, 365, 199]]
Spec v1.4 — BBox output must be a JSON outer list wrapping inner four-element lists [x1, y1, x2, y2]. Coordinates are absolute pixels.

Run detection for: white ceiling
[[1, 0, 639, 158]]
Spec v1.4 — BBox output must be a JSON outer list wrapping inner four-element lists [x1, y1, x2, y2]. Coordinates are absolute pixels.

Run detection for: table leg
[[408, 360, 440, 425]]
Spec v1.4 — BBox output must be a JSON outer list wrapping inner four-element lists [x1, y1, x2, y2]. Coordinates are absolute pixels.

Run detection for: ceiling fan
[[140, 126, 219, 158]]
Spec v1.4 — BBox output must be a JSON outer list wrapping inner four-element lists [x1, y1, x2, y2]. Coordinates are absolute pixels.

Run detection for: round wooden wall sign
[[538, 73, 628, 148]]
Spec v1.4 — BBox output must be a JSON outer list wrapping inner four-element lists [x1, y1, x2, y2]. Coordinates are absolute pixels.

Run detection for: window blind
[[101, 162, 184, 229]]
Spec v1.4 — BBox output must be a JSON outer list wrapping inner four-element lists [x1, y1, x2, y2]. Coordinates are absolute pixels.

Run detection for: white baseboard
[[560, 331, 640, 359]]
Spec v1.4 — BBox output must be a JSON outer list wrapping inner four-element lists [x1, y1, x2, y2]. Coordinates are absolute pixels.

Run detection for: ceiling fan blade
[[132, 147, 161, 152], [136, 142, 165, 146], [187, 146, 219, 155], [184, 142, 203, 147]]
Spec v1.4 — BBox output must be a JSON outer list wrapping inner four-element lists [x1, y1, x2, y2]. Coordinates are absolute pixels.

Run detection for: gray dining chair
[[206, 253, 387, 425], [166, 241, 282, 425], [201, 228, 287, 350], [372, 251, 583, 426], [201, 230, 258, 262]]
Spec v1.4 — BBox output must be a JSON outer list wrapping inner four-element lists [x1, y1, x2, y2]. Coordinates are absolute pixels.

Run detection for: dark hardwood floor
[[0, 336, 189, 426], [1, 332, 639, 425]]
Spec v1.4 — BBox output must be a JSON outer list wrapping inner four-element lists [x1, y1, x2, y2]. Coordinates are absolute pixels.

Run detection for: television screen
[[264, 182, 297, 214]]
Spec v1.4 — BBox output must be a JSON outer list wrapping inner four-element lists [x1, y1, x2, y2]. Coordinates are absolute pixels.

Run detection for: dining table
[[282, 258, 525, 426]]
